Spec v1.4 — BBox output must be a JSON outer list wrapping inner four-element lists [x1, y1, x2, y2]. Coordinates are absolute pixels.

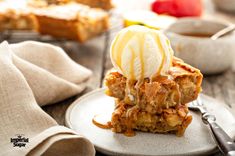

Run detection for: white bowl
[[212, 0, 235, 13], [165, 18, 235, 74]]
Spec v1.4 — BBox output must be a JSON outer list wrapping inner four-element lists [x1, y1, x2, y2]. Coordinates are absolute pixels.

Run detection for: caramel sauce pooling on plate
[[92, 114, 112, 129]]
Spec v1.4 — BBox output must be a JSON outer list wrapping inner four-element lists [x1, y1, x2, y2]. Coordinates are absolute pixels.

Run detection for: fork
[[189, 96, 235, 156]]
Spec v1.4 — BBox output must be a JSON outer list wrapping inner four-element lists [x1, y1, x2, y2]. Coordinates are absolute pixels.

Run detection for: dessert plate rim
[[65, 88, 235, 156]]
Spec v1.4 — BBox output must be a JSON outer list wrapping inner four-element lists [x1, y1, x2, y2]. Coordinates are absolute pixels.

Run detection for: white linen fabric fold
[[0, 41, 95, 156]]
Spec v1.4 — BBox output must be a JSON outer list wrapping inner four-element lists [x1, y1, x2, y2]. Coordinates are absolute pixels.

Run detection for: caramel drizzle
[[138, 33, 145, 80], [150, 33, 166, 82], [129, 46, 136, 80], [166, 39, 174, 68], [125, 80, 132, 102], [112, 31, 134, 72]]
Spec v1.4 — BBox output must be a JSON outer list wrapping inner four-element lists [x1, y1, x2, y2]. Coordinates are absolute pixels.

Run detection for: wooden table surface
[[1, 0, 234, 155]]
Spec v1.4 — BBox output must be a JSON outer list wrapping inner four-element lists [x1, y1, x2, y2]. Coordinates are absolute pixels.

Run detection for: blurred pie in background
[[33, 3, 109, 42], [28, 0, 113, 10], [0, 0, 111, 42]]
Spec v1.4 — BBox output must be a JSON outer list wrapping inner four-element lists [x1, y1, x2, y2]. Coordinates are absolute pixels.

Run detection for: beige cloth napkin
[[0, 41, 95, 156], [10, 41, 92, 106]]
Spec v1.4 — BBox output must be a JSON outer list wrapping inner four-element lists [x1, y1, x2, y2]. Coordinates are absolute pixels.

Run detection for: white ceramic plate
[[65, 88, 235, 156]]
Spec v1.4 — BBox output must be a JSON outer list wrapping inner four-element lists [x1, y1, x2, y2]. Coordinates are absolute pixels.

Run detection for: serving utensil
[[189, 97, 235, 156], [211, 24, 235, 40]]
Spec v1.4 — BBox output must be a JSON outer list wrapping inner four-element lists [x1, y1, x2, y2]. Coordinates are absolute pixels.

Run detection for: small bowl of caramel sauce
[[165, 18, 235, 74]]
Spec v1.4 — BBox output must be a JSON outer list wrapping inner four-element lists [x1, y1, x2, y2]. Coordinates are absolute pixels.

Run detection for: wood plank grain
[[202, 77, 214, 97], [204, 70, 235, 109]]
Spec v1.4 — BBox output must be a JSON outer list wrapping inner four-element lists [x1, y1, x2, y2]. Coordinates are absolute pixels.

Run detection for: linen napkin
[[0, 41, 95, 156], [10, 41, 92, 106]]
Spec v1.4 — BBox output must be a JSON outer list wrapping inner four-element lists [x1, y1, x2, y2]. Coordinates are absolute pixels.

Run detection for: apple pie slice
[[105, 57, 202, 112], [111, 100, 192, 136], [105, 57, 202, 136]]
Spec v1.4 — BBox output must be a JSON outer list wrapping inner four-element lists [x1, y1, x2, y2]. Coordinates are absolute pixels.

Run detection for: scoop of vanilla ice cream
[[110, 25, 174, 80]]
